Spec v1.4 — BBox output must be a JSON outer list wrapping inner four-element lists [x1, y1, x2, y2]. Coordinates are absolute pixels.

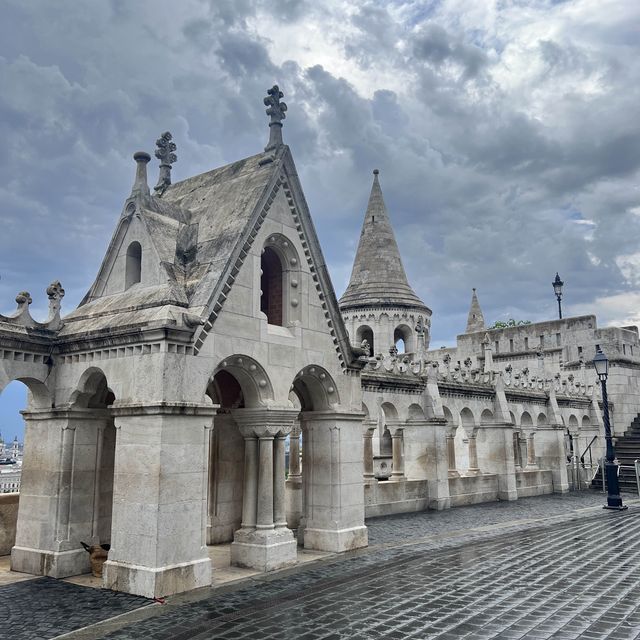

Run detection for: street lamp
[[552, 273, 564, 319], [593, 347, 627, 510]]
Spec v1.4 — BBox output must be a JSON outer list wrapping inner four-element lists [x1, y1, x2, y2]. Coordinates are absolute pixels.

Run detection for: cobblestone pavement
[[3, 491, 639, 640], [0, 577, 148, 640]]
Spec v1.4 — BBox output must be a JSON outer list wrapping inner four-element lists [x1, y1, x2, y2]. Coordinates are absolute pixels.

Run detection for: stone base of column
[[103, 556, 211, 599], [447, 469, 460, 478], [303, 525, 368, 553], [230, 528, 297, 572], [428, 496, 451, 511], [466, 468, 482, 476], [285, 477, 302, 529], [389, 474, 406, 482], [11, 546, 89, 578], [525, 463, 539, 471]]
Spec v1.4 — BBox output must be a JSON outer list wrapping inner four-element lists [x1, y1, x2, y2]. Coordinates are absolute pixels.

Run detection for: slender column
[[467, 433, 480, 475], [256, 436, 275, 529], [56, 425, 77, 543], [91, 424, 105, 540], [526, 433, 537, 468], [363, 422, 376, 481], [519, 433, 528, 469], [513, 433, 521, 470], [241, 436, 258, 529], [288, 425, 301, 479], [390, 429, 405, 480], [446, 433, 459, 478], [273, 435, 287, 528]]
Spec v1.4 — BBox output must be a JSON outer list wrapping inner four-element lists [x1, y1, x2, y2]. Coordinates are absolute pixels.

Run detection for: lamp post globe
[[594, 347, 627, 510], [552, 273, 564, 319]]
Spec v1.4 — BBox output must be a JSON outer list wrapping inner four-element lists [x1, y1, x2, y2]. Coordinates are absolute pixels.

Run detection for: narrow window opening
[[524, 337, 529, 350], [509, 339, 514, 352], [260, 247, 284, 326], [556, 333, 561, 346], [623, 344, 627, 355], [125, 241, 142, 289], [494, 341, 499, 354]]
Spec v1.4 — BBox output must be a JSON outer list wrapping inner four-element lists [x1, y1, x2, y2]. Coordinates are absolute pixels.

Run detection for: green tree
[[489, 319, 531, 329]]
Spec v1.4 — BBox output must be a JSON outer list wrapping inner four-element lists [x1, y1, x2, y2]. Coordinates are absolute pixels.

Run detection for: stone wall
[[448, 475, 499, 507], [364, 480, 429, 517], [0, 493, 19, 555], [516, 470, 554, 498]]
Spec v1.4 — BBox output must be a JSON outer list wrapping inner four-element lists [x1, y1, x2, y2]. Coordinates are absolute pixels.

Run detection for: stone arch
[[582, 415, 591, 428], [292, 365, 340, 412], [260, 233, 302, 327], [537, 412, 547, 426], [356, 325, 374, 356], [568, 414, 579, 430], [394, 324, 413, 354], [520, 411, 533, 427], [69, 367, 115, 409], [125, 241, 142, 289], [460, 407, 475, 429], [0, 375, 51, 410], [443, 405, 455, 430], [509, 411, 517, 427], [480, 409, 494, 425], [407, 403, 425, 422], [381, 402, 399, 422], [208, 356, 274, 408]]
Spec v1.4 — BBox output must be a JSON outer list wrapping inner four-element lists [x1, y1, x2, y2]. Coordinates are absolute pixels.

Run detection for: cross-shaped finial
[[264, 85, 287, 151], [154, 131, 177, 196]]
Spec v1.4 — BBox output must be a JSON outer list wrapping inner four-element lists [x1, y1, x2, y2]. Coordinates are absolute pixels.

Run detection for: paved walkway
[[2, 490, 639, 640]]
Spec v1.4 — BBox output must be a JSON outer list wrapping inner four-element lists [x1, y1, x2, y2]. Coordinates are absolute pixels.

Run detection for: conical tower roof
[[339, 170, 428, 312], [465, 288, 485, 333]]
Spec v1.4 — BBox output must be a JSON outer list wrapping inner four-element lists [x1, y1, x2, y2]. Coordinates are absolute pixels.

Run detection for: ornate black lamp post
[[552, 273, 564, 319], [593, 347, 627, 510]]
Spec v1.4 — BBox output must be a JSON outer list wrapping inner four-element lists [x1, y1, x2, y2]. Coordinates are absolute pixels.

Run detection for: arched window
[[394, 325, 412, 354], [125, 241, 142, 289], [260, 247, 283, 326], [356, 325, 374, 356]]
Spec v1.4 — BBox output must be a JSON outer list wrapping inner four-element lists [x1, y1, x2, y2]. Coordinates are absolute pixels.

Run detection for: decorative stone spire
[[153, 132, 177, 196], [264, 85, 287, 151], [339, 170, 428, 312], [130, 151, 151, 198], [465, 288, 486, 333]]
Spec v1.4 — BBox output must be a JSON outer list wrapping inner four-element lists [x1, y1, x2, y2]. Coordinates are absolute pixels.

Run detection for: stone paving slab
[[0, 577, 149, 640]]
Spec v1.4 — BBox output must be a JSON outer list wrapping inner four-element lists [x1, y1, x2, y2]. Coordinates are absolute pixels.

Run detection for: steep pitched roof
[[465, 288, 486, 333], [339, 170, 429, 312]]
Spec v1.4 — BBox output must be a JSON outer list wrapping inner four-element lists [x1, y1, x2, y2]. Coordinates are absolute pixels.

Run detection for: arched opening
[[0, 381, 29, 494], [460, 408, 478, 474], [394, 324, 412, 354], [260, 247, 284, 326], [356, 325, 374, 357], [125, 241, 142, 289], [205, 369, 247, 544]]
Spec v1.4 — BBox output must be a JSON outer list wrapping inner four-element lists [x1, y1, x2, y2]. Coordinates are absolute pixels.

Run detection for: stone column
[[513, 432, 521, 470], [273, 435, 287, 528], [467, 431, 481, 476], [362, 421, 376, 482], [526, 433, 538, 469], [480, 423, 518, 500], [285, 423, 303, 530], [231, 408, 298, 572], [256, 436, 275, 529], [446, 431, 459, 478], [102, 403, 216, 599], [240, 434, 258, 529], [390, 426, 405, 481], [519, 433, 529, 469]]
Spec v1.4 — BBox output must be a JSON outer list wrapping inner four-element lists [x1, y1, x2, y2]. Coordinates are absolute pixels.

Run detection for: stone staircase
[[591, 413, 640, 493]]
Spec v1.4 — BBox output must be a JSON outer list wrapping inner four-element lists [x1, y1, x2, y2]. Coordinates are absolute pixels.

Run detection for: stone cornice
[[110, 402, 218, 417]]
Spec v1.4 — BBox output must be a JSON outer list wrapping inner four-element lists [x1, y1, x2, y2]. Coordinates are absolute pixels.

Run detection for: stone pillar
[[390, 427, 405, 481], [513, 432, 521, 470], [240, 435, 258, 529], [467, 431, 481, 476], [12, 408, 113, 579], [362, 421, 376, 482], [285, 423, 302, 530], [480, 423, 518, 500], [519, 433, 529, 469], [102, 403, 216, 598], [231, 408, 298, 572], [447, 431, 459, 478], [535, 424, 569, 493], [256, 436, 275, 529], [526, 433, 538, 469], [301, 411, 368, 554], [273, 435, 287, 528]]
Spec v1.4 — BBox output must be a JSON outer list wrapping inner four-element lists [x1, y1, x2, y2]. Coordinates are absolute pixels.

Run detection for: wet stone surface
[[0, 577, 148, 640]]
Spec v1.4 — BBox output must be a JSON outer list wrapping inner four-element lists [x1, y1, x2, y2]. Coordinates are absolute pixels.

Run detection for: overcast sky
[[1, 0, 640, 439]]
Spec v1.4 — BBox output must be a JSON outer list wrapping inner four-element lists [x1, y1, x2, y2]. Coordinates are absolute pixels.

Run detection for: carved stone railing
[[0, 282, 65, 331]]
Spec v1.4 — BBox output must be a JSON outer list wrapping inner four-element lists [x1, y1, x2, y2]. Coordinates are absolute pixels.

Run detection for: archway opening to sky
[[0, 381, 27, 446]]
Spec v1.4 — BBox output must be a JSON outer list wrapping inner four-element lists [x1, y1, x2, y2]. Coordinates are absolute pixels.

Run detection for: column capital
[[232, 407, 300, 438]]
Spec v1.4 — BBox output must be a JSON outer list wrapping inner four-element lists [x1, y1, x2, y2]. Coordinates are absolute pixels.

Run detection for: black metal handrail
[[580, 435, 598, 466]]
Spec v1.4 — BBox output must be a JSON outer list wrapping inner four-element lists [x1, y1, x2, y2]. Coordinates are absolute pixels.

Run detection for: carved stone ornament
[[154, 131, 177, 196]]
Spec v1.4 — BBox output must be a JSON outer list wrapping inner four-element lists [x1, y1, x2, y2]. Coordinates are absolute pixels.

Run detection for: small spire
[[264, 85, 287, 151], [130, 151, 151, 198], [466, 288, 486, 333], [154, 132, 177, 196]]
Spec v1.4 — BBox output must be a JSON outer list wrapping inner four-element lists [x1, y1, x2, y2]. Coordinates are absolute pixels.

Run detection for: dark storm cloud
[[0, 0, 639, 346]]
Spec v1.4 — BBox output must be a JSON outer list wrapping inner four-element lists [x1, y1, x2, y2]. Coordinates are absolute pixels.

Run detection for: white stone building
[[0, 86, 636, 599]]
